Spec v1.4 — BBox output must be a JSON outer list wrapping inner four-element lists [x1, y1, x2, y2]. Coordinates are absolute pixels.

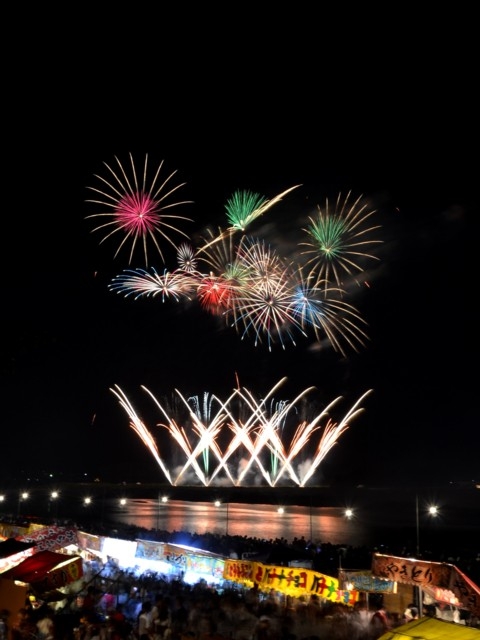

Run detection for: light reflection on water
[[109, 499, 367, 546]]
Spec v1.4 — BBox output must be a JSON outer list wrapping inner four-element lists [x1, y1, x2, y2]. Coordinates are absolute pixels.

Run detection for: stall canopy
[[0, 549, 83, 591], [0, 538, 36, 558], [378, 617, 480, 639]]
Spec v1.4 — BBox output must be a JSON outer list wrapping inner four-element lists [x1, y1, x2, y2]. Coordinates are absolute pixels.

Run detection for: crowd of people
[[1, 515, 479, 640], [2, 576, 464, 640]]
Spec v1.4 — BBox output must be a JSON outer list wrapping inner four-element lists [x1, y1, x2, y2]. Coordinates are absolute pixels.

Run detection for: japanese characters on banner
[[371, 553, 480, 617], [223, 559, 360, 606], [19, 525, 79, 551]]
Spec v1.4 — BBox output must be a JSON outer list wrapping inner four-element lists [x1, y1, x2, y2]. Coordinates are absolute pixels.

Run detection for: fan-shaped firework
[[109, 268, 196, 302], [110, 379, 372, 487], [299, 191, 382, 287], [86, 153, 194, 266]]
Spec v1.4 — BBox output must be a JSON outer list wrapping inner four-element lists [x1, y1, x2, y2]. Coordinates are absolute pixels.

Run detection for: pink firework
[[86, 153, 194, 266]]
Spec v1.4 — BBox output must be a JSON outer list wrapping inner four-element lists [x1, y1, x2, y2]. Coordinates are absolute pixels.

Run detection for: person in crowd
[[369, 602, 391, 638], [36, 605, 56, 640], [402, 603, 419, 623], [11, 608, 37, 640], [251, 615, 280, 640], [152, 596, 171, 640], [138, 601, 154, 640], [109, 604, 131, 640]]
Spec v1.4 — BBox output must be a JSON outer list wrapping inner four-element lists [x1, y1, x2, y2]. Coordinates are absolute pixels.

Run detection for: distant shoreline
[[2, 480, 479, 509]]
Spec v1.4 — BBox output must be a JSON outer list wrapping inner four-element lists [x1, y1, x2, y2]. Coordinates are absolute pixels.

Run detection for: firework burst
[[289, 267, 369, 356], [299, 191, 382, 287], [86, 153, 194, 266], [199, 185, 301, 252], [109, 267, 196, 302], [176, 243, 199, 273], [86, 155, 385, 354]]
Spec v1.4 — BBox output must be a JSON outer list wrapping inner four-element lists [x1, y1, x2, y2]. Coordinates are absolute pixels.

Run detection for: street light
[[415, 495, 439, 558], [415, 495, 439, 617], [49, 491, 59, 518]]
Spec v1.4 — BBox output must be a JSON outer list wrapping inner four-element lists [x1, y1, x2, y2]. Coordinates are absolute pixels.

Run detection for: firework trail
[[110, 379, 371, 487], [299, 389, 372, 486], [110, 385, 172, 483], [86, 153, 194, 266], [233, 381, 314, 485]]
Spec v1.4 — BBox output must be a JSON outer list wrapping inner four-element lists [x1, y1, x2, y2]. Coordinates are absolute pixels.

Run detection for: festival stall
[[0, 549, 83, 639], [223, 557, 360, 606], [75, 530, 227, 586], [0, 549, 83, 590], [372, 553, 480, 620], [378, 616, 480, 639]]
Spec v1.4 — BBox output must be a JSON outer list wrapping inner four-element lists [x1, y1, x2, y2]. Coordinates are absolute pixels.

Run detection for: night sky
[[2, 13, 476, 490]]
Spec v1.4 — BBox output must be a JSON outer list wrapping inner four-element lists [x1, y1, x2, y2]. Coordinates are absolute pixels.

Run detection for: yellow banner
[[223, 559, 359, 606]]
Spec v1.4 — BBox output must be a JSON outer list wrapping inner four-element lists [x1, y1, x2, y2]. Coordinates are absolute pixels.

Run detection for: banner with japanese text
[[371, 553, 480, 617], [223, 559, 359, 606], [19, 525, 79, 551]]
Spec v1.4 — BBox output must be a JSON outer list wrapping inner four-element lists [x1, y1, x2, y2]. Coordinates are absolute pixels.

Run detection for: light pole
[[309, 501, 313, 542], [415, 495, 438, 558], [415, 494, 420, 557], [157, 494, 168, 530], [415, 495, 439, 616], [49, 491, 59, 519], [214, 500, 229, 535], [17, 491, 29, 516]]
